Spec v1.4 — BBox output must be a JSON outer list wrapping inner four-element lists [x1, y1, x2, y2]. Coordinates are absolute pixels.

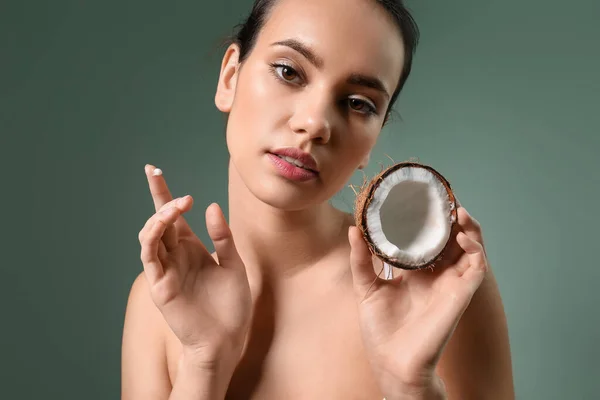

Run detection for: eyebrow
[[271, 39, 324, 68], [271, 38, 390, 99], [347, 74, 390, 100]]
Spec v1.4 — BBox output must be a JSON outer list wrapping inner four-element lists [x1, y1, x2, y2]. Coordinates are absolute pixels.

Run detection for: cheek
[[227, 65, 287, 148], [226, 68, 270, 153], [324, 130, 377, 187], [339, 130, 378, 164]]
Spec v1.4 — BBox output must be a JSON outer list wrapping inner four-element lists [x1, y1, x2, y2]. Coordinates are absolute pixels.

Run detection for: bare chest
[[165, 270, 384, 399]]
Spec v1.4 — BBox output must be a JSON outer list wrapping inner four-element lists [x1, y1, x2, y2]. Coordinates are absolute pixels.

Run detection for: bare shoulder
[[122, 272, 172, 399], [437, 265, 515, 399], [123, 272, 168, 336]]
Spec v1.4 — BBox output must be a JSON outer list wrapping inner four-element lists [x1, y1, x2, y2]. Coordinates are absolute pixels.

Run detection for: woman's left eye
[[348, 97, 377, 115]]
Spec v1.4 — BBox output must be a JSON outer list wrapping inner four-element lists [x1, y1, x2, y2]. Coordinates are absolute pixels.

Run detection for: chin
[[251, 177, 327, 211], [230, 152, 340, 211]]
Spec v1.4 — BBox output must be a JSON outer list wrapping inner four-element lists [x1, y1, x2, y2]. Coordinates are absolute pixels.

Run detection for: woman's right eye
[[270, 63, 302, 84]]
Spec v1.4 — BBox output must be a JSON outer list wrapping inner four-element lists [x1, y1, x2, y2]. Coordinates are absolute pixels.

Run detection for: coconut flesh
[[354, 162, 458, 271]]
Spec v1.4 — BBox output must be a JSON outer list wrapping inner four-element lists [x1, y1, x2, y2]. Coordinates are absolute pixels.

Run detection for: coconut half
[[354, 162, 458, 271]]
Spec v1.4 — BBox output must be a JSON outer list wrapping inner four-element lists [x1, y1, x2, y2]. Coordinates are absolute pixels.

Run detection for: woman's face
[[215, 0, 405, 211]]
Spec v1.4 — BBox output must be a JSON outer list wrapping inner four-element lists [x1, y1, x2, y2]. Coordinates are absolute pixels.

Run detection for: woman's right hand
[[138, 164, 252, 373]]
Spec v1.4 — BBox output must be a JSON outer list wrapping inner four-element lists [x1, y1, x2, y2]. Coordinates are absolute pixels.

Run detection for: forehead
[[255, 0, 405, 90]]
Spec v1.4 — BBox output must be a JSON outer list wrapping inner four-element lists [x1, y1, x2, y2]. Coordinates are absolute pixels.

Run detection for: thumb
[[205, 203, 243, 269], [349, 226, 378, 298]]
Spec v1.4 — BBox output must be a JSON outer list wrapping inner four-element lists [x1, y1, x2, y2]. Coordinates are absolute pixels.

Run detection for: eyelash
[[268, 62, 379, 116], [269, 62, 303, 84]]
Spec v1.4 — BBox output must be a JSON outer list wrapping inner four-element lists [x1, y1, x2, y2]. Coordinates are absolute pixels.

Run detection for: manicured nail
[[152, 167, 163, 176]]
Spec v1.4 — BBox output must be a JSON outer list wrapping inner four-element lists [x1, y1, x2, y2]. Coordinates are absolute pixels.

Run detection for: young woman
[[122, 0, 514, 398]]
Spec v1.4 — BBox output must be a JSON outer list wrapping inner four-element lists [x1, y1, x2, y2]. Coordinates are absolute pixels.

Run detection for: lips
[[267, 154, 318, 182], [269, 148, 319, 172]]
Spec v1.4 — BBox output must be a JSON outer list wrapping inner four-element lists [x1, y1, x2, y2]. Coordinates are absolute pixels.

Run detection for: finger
[[456, 206, 484, 244], [140, 207, 180, 285], [145, 164, 174, 212], [348, 226, 379, 298], [205, 203, 243, 269], [157, 239, 168, 262], [456, 232, 487, 292], [157, 195, 193, 213], [158, 196, 194, 251]]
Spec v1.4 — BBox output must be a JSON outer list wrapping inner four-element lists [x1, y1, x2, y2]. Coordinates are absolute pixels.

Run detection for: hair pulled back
[[229, 0, 419, 117]]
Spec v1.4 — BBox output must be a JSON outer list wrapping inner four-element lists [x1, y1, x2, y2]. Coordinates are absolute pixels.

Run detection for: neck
[[227, 159, 349, 281]]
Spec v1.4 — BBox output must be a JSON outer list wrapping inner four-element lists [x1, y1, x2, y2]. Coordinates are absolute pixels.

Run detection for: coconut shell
[[353, 161, 458, 270]]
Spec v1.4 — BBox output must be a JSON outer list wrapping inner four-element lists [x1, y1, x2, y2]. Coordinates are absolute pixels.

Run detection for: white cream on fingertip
[[152, 168, 163, 176]]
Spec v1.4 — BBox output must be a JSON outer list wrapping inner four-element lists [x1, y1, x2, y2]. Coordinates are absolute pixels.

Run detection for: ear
[[215, 44, 241, 113]]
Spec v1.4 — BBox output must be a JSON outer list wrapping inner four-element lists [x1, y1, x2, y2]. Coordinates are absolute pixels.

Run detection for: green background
[[2, 0, 598, 398]]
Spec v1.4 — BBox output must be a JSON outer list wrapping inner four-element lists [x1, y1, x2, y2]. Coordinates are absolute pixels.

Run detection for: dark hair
[[228, 0, 419, 118]]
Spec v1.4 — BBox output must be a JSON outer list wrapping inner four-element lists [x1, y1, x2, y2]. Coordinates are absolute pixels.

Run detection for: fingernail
[[152, 167, 163, 176], [177, 196, 188, 205]]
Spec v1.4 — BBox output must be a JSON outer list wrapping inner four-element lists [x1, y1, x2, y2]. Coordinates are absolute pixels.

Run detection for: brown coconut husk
[[353, 161, 459, 271]]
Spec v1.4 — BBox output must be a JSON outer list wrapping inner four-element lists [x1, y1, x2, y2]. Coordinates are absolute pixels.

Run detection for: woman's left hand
[[348, 206, 489, 400]]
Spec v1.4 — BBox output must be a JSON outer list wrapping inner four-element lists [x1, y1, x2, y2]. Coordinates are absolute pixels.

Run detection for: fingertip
[[205, 202, 222, 220], [179, 195, 194, 211], [348, 227, 361, 252], [457, 231, 482, 254], [348, 232, 378, 293], [456, 231, 468, 245], [457, 206, 479, 228], [206, 203, 229, 237], [350, 228, 373, 263], [348, 225, 356, 241], [144, 163, 163, 176], [206, 204, 239, 266], [348, 226, 363, 244]]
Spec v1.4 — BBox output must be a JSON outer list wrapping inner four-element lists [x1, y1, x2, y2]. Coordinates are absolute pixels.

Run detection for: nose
[[288, 90, 333, 144]]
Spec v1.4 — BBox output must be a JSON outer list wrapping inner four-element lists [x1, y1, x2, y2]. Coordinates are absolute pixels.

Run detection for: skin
[[121, 0, 515, 398]]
